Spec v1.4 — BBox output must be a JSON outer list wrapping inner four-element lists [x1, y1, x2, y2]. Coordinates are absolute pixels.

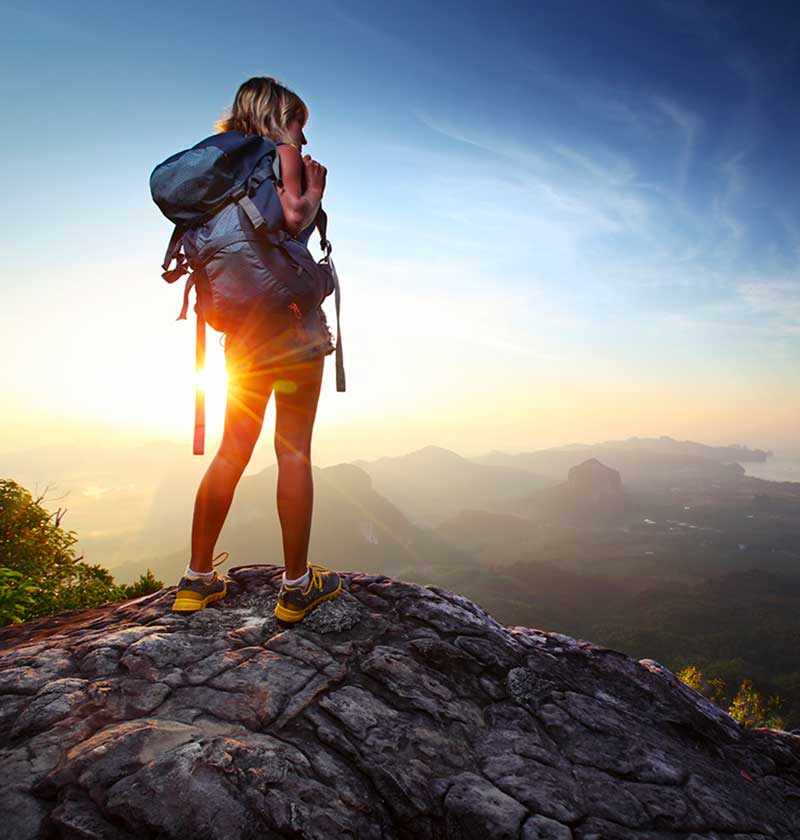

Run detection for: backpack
[[149, 130, 345, 454]]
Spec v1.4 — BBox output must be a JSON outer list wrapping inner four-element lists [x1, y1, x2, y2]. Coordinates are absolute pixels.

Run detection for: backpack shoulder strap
[[272, 140, 290, 185]]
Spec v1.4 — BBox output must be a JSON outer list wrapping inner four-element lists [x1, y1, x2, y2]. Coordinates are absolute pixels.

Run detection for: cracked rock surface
[[0, 565, 799, 839]]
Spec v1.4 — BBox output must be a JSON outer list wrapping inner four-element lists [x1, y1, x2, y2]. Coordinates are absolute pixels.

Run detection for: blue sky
[[1, 0, 798, 464]]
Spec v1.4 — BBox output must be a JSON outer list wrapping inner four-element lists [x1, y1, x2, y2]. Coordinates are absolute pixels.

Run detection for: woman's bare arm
[[274, 144, 324, 237]]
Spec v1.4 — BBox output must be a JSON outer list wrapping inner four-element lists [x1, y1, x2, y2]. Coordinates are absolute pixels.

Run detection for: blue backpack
[[150, 130, 345, 453]]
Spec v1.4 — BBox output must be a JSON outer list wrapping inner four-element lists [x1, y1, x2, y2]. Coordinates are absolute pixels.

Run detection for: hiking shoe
[[172, 552, 229, 613], [274, 563, 342, 623]]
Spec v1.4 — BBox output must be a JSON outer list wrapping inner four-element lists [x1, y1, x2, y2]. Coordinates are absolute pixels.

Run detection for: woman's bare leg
[[273, 356, 325, 580], [189, 367, 274, 573]]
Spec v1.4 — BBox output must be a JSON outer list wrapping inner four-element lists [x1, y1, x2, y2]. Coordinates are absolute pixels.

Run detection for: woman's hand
[[303, 155, 327, 195]]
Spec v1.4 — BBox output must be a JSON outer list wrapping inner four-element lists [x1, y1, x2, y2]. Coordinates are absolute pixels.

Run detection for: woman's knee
[[274, 433, 312, 464], [216, 438, 255, 475]]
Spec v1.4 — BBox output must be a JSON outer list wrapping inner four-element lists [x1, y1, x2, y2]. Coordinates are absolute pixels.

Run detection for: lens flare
[[274, 378, 298, 394]]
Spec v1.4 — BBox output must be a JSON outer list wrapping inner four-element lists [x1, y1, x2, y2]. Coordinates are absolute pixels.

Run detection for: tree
[[676, 664, 702, 691], [0, 479, 163, 626], [728, 678, 786, 731], [707, 676, 727, 707], [678, 663, 785, 730]]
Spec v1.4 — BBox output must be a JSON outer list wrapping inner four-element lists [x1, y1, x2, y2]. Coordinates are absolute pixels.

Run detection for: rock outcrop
[[517, 458, 628, 525], [1, 566, 798, 839]]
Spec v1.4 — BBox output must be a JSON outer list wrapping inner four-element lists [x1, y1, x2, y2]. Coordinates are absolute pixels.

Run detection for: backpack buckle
[[163, 254, 189, 283]]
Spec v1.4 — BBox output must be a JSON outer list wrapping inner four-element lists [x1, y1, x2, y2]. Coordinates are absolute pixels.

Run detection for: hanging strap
[[194, 305, 206, 455], [328, 250, 346, 392], [314, 207, 345, 391], [315, 206, 330, 253], [162, 225, 189, 283], [177, 273, 196, 321]]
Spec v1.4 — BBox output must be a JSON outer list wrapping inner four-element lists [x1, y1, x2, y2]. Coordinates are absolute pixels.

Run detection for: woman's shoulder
[[275, 141, 302, 174]]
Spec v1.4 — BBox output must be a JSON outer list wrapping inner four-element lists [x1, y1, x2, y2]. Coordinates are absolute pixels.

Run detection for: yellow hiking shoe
[[172, 552, 229, 613], [274, 563, 342, 623]]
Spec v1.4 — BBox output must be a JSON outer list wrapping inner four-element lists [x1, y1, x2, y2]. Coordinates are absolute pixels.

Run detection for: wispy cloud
[[651, 96, 703, 194], [410, 108, 677, 261], [736, 279, 800, 336], [654, 277, 800, 340], [410, 87, 798, 312]]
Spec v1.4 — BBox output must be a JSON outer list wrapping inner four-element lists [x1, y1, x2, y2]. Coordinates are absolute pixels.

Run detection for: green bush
[[0, 479, 163, 626], [118, 569, 164, 600], [0, 567, 40, 625]]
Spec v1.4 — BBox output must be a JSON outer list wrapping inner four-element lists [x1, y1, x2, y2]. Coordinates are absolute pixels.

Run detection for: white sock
[[283, 566, 310, 588], [185, 564, 215, 582]]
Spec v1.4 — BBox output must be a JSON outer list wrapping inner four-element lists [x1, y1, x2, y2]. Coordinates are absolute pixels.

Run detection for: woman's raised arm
[[274, 144, 326, 237]]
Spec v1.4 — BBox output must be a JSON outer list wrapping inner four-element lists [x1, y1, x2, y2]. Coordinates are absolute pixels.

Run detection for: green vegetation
[[677, 665, 786, 730], [0, 479, 163, 627], [448, 558, 800, 732]]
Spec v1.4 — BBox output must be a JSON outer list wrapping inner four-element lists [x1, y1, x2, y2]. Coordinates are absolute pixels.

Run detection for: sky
[[1, 0, 799, 474]]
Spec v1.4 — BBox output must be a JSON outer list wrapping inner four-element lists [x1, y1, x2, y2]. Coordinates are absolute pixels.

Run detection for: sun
[[195, 368, 228, 394], [195, 357, 229, 396]]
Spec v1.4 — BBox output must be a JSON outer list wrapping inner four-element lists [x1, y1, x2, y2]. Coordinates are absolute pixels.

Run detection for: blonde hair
[[214, 76, 308, 144]]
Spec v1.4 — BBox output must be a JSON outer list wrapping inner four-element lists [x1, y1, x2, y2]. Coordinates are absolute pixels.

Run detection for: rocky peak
[[567, 458, 622, 493], [1, 566, 798, 839], [561, 458, 627, 523]]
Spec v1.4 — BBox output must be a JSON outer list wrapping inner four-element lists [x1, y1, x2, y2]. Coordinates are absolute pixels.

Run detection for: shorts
[[223, 304, 336, 379]]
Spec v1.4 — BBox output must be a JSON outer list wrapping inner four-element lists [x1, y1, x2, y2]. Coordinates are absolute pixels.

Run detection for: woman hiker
[[170, 76, 343, 621]]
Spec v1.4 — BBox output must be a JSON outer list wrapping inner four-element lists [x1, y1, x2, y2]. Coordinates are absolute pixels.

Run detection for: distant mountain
[[351, 445, 553, 528], [471, 441, 746, 487], [532, 435, 771, 461], [590, 435, 772, 462], [113, 461, 479, 585]]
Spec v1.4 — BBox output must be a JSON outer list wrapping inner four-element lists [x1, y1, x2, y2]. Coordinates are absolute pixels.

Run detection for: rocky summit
[[1, 566, 799, 840]]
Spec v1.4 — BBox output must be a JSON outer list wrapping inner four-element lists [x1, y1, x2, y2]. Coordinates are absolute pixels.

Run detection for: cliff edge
[[1, 566, 799, 839]]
